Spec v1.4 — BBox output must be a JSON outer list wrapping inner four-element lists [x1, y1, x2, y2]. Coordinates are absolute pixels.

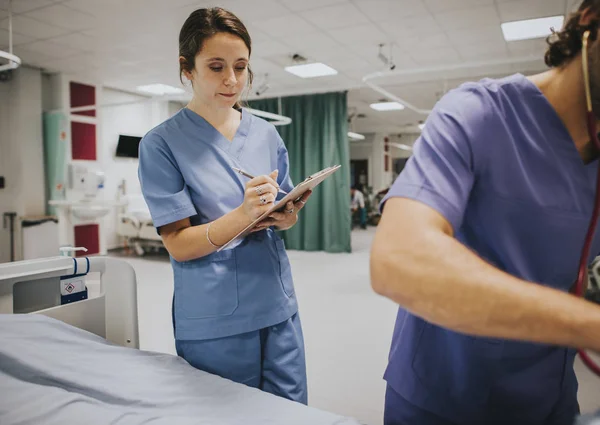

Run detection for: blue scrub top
[[382, 74, 600, 423], [138, 107, 298, 341]]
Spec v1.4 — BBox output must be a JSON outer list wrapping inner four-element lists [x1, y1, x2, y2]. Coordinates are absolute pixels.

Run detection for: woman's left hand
[[251, 190, 312, 232]]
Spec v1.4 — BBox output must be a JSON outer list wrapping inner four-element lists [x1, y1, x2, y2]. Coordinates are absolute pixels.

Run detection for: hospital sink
[[71, 205, 112, 220], [49, 200, 125, 221]]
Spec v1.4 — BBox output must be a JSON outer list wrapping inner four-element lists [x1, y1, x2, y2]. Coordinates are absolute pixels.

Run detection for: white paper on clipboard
[[217, 164, 342, 251]]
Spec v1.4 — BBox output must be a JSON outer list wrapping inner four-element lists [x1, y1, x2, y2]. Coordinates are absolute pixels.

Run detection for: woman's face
[[183, 32, 249, 110]]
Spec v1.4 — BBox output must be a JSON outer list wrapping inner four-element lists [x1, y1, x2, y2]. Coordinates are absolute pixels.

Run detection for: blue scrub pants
[[175, 312, 308, 405], [384, 384, 579, 425]]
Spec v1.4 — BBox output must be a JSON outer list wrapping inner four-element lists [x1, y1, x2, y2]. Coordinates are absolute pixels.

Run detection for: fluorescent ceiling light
[[284, 62, 338, 78], [370, 101, 405, 111], [137, 83, 185, 96], [348, 131, 365, 140], [391, 143, 413, 151], [501, 15, 564, 42]]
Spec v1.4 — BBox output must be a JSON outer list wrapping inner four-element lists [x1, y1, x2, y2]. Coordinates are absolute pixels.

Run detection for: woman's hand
[[241, 170, 280, 220], [252, 190, 312, 232]]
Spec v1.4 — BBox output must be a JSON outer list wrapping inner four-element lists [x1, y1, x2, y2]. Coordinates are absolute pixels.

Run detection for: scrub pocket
[[411, 322, 500, 406], [275, 239, 295, 297], [180, 249, 239, 319]]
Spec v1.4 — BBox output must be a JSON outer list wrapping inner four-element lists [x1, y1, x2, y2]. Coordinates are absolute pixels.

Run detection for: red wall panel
[[74, 224, 100, 256], [71, 121, 96, 160], [70, 81, 96, 117]]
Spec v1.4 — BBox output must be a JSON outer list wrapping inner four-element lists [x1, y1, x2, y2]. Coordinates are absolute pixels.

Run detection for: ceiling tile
[[0, 14, 71, 38], [6, 0, 58, 14], [348, 42, 417, 69], [23, 3, 97, 31], [48, 31, 99, 51], [301, 4, 369, 30], [409, 46, 461, 66], [379, 14, 443, 39], [81, 27, 141, 52], [209, 0, 289, 22], [247, 57, 280, 72], [354, 0, 429, 21], [18, 39, 82, 59], [279, 32, 342, 57], [62, 0, 139, 17], [252, 38, 292, 57], [328, 23, 389, 45], [244, 22, 278, 42], [456, 42, 508, 60], [497, 0, 566, 22], [424, 0, 494, 13], [278, 0, 348, 12], [506, 37, 549, 56], [342, 64, 386, 80], [12, 45, 54, 66], [254, 14, 317, 38], [325, 56, 372, 73], [39, 52, 96, 72], [435, 5, 500, 31], [394, 33, 451, 51], [446, 25, 506, 47], [0, 28, 35, 46]]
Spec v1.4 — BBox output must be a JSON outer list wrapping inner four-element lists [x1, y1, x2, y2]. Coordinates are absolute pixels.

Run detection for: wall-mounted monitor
[[115, 135, 142, 158]]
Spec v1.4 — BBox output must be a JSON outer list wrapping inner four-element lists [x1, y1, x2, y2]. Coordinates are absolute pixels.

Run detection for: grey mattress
[[0, 314, 360, 425]]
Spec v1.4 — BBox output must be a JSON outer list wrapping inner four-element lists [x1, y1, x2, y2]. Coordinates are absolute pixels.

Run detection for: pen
[[232, 167, 288, 195]]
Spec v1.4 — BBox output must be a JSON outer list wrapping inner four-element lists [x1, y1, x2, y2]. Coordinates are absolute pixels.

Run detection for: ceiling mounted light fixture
[[348, 131, 365, 140], [285, 62, 338, 78], [501, 15, 564, 41], [136, 84, 185, 96], [0, 0, 23, 73], [370, 101, 405, 111]]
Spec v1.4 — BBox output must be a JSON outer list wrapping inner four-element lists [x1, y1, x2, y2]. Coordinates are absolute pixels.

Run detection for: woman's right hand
[[241, 170, 280, 220]]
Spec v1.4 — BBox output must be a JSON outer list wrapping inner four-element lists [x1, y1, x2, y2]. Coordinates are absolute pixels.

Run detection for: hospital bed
[[117, 194, 164, 255], [0, 255, 361, 425]]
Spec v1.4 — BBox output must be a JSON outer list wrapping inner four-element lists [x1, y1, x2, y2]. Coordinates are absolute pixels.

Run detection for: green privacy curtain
[[248, 92, 351, 253]]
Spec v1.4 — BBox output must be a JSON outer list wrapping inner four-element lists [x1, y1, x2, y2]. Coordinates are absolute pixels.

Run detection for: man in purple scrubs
[[371, 2, 600, 424]]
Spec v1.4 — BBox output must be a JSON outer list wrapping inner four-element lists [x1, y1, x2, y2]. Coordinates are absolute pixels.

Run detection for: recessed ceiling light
[[501, 15, 564, 42], [370, 101, 405, 111], [137, 83, 185, 96], [284, 62, 338, 78], [348, 131, 365, 140]]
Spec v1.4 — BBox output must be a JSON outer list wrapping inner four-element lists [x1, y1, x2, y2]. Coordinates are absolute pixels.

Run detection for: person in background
[[351, 186, 367, 229], [138, 7, 311, 404]]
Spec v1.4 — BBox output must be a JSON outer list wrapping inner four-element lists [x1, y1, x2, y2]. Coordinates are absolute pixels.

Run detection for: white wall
[[100, 89, 182, 249], [0, 66, 45, 263], [390, 133, 418, 160], [349, 132, 395, 193], [100, 89, 155, 250]]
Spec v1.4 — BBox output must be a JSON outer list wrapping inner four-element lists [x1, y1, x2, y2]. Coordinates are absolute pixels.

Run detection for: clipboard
[[217, 164, 341, 251]]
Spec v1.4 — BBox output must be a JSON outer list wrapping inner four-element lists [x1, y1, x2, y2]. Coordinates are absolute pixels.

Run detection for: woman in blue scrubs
[[138, 7, 311, 404]]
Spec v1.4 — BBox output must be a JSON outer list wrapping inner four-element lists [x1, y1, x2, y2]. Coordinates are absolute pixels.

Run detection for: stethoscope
[[573, 30, 600, 376]]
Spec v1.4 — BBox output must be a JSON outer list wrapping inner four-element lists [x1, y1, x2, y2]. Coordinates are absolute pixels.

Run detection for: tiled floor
[[111, 228, 600, 424]]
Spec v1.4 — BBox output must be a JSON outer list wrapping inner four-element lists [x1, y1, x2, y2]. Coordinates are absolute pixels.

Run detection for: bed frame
[[0, 256, 139, 348]]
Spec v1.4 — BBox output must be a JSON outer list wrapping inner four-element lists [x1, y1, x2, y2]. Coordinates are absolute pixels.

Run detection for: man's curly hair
[[545, 0, 600, 67]]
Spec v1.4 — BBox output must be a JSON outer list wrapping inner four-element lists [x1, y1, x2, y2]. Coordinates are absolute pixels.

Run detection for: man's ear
[[579, 5, 599, 27]]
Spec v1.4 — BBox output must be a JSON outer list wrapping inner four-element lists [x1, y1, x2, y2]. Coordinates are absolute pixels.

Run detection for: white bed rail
[[0, 256, 139, 348]]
